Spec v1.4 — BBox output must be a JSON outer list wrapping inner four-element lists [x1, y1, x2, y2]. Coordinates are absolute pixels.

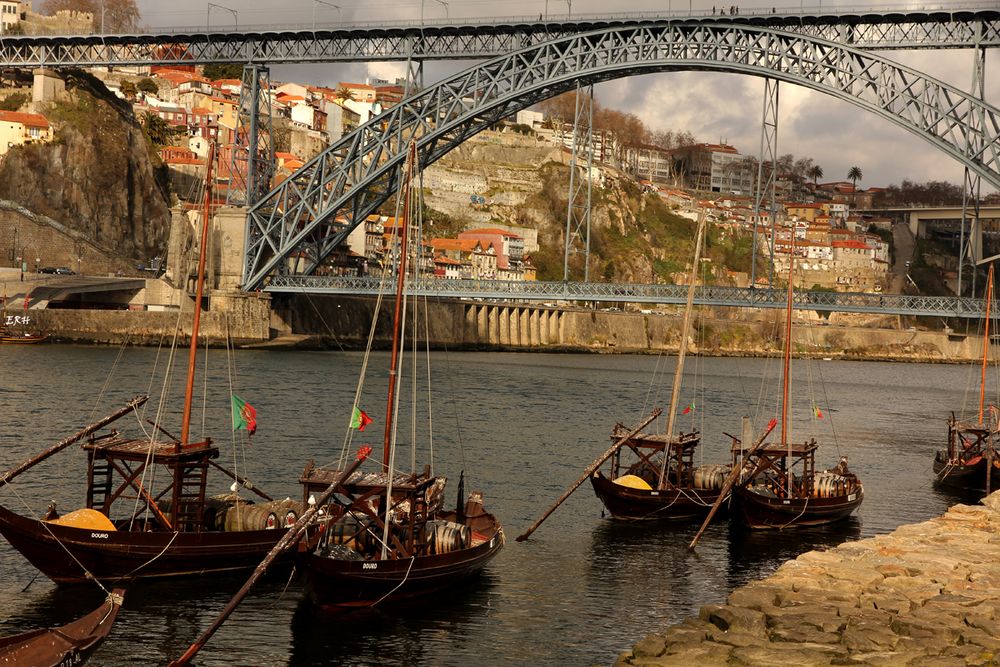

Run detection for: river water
[[0, 345, 986, 666]]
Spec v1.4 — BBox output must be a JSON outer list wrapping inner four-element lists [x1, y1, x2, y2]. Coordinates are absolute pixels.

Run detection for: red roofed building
[[0, 110, 53, 156], [458, 227, 528, 280], [430, 238, 497, 279]]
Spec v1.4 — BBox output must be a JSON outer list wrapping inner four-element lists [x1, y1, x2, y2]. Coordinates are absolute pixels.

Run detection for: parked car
[[37, 267, 58, 274], [54, 267, 76, 275]]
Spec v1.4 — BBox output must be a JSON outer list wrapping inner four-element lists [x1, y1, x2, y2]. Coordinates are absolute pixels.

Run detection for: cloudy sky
[[134, 0, 998, 191]]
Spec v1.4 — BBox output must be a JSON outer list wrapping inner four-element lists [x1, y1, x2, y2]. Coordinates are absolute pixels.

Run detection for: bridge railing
[[263, 276, 987, 318]]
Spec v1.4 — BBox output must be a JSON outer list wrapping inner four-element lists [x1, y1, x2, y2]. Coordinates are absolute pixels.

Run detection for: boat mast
[[781, 227, 795, 453], [658, 212, 707, 489], [180, 142, 216, 450], [978, 263, 994, 426], [382, 143, 417, 470]]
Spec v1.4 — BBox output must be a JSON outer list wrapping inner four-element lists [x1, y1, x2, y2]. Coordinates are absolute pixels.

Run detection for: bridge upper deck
[[0, 6, 998, 68]]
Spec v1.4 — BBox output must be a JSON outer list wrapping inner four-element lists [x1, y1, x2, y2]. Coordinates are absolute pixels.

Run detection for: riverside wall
[[270, 295, 987, 362], [616, 492, 1000, 667], [4, 291, 990, 362]]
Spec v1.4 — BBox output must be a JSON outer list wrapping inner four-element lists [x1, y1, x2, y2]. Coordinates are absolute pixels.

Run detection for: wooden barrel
[[693, 464, 730, 490], [425, 520, 470, 554]]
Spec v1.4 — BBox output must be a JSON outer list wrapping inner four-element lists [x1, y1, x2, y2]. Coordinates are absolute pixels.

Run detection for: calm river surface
[[0, 345, 985, 666]]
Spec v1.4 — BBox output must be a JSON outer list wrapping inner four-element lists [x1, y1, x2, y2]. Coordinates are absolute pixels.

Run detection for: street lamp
[[421, 0, 449, 23], [566, 0, 571, 17], [207, 2, 238, 30], [312, 0, 341, 29]]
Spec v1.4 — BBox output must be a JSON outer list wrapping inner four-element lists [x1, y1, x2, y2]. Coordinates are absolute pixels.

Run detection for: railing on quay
[[263, 276, 986, 319]]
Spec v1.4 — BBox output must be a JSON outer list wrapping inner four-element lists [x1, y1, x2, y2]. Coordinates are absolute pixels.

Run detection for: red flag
[[23, 293, 29, 310], [766, 418, 778, 431], [356, 445, 372, 461], [813, 404, 824, 419], [681, 401, 695, 415]]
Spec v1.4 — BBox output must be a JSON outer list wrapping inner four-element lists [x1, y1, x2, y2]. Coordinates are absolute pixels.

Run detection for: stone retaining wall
[[616, 492, 1000, 666]]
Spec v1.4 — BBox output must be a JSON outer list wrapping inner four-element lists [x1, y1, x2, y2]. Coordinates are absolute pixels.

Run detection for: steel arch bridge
[[243, 21, 1000, 290]]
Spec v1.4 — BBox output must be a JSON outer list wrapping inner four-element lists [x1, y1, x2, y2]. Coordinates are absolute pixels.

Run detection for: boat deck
[[301, 467, 436, 493], [82, 436, 219, 463]]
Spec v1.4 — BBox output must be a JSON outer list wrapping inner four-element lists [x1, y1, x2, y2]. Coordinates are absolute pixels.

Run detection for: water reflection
[[289, 570, 501, 667], [726, 518, 863, 588]]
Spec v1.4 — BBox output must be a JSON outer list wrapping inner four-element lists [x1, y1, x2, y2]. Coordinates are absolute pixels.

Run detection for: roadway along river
[[0, 346, 983, 666]]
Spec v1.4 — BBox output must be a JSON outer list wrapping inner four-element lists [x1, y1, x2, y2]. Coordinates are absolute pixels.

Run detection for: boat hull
[[590, 470, 726, 521], [0, 589, 123, 667], [0, 334, 46, 344], [933, 450, 1000, 492], [299, 529, 504, 610], [733, 486, 863, 529], [0, 503, 292, 585]]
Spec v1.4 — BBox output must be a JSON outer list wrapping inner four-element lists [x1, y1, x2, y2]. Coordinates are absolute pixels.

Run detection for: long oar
[[688, 418, 777, 551], [516, 409, 661, 542], [167, 447, 371, 667], [0, 395, 149, 488]]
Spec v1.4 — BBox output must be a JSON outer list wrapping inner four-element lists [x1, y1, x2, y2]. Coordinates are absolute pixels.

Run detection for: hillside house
[[0, 110, 52, 156], [1, 1, 22, 33]]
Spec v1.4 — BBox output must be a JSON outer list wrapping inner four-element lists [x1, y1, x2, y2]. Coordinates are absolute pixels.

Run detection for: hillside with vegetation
[[423, 131, 753, 284]]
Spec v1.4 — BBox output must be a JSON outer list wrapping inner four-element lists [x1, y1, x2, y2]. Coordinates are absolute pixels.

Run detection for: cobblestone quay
[[616, 492, 1000, 666]]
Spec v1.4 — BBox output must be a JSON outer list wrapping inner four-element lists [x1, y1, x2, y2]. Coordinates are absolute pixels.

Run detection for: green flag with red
[[351, 406, 373, 431], [232, 394, 257, 435]]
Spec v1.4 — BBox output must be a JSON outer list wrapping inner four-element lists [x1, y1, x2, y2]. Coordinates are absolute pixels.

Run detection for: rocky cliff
[[0, 70, 171, 263]]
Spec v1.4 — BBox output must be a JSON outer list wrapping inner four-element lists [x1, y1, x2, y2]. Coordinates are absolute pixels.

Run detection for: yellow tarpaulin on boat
[[46, 508, 117, 532], [612, 475, 652, 490]]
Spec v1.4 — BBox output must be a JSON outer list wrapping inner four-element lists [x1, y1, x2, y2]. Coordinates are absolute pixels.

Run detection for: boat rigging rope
[[225, 315, 246, 499], [4, 481, 110, 595], [423, 295, 435, 477], [121, 530, 180, 579], [86, 329, 133, 424], [778, 495, 810, 530], [371, 556, 416, 608], [129, 304, 185, 531]]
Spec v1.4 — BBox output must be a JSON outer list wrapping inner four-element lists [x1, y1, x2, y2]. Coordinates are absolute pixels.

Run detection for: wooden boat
[[0, 589, 124, 667], [296, 143, 503, 610], [0, 328, 47, 344], [590, 425, 729, 522], [730, 441, 863, 529], [709, 231, 863, 533], [934, 265, 1000, 494], [0, 146, 294, 585], [588, 213, 730, 522]]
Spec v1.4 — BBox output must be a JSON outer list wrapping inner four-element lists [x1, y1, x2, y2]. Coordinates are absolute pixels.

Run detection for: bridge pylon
[[227, 64, 275, 207]]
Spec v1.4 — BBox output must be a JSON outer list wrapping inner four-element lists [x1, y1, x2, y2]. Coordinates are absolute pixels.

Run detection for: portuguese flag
[[681, 401, 695, 415], [351, 406, 373, 431], [232, 394, 257, 435]]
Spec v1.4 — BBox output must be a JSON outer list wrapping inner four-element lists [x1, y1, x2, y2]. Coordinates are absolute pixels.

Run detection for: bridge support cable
[[228, 64, 275, 207], [960, 36, 987, 298], [562, 83, 595, 283], [752, 78, 779, 289]]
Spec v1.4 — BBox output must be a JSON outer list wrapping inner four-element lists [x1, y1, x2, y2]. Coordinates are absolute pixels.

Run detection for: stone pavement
[[616, 492, 1000, 666]]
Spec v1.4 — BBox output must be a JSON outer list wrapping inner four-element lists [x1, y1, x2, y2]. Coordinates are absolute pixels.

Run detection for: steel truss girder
[[0, 11, 998, 68], [243, 23, 1000, 290], [228, 64, 275, 207], [264, 275, 992, 319]]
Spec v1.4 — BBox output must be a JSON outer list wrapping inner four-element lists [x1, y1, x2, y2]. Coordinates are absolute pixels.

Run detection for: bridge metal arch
[[243, 21, 1000, 290]]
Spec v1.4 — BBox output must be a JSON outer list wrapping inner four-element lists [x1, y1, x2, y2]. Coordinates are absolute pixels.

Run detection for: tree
[[136, 78, 158, 95], [41, 0, 140, 33], [807, 164, 824, 186], [141, 112, 181, 147], [847, 165, 863, 189], [0, 92, 28, 112], [334, 86, 355, 103], [119, 80, 137, 102], [203, 64, 245, 81]]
